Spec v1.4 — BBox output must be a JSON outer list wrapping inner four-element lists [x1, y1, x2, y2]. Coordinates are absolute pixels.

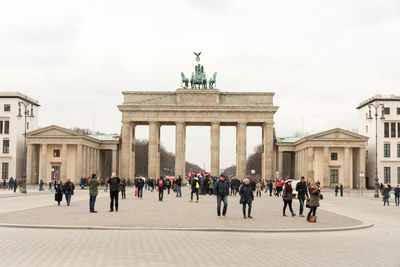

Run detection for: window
[[384, 167, 391, 184], [4, 121, 9, 134], [330, 169, 338, 184], [0, 121, 2, 134], [52, 166, 60, 180], [391, 122, 396, 137], [398, 123, 400, 138], [384, 107, 390, 115], [1, 162, 9, 179], [331, 152, 338, 160], [398, 144, 400, 158], [398, 167, 400, 184], [53, 149, 60, 157], [384, 144, 390, 157], [27, 122, 29, 130], [2, 140, 9, 154], [397, 107, 400, 115], [366, 150, 368, 159], [366, 125, 368, 133], [3, 104, 10, 112], [384, 122, 389, 137]]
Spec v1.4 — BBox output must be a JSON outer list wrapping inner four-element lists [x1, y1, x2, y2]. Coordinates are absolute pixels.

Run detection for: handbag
[[134, 189, 138, 196], [319, 194, 323, 200], [306, 198, 310, 208], [309, 215, 317, 223]]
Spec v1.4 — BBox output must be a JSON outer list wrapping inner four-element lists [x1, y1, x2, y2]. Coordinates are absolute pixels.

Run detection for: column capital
[[237, 121, 247, 126], [211, 121, 220, 126], [175, 120, 186, 126]]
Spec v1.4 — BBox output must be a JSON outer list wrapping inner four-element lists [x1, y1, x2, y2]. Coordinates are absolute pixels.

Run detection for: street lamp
[[17, 102, 35, 194], [367, 102, 385, 198]]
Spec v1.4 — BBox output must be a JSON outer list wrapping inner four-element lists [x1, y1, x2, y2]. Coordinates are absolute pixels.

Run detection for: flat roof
[[277, 137, 302, 143], [0, 92, 40, 106], [89, 134, 120, 141], [357, 94, 400, 109]]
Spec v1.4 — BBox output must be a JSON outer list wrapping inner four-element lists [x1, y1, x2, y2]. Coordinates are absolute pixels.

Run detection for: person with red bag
[[307, 182, 322, 222]]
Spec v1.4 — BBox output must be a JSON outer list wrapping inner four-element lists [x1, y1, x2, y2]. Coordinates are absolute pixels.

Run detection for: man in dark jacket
[[158, 177, 165, 201], [295, 177, 309, 217], [339, 184, 344, 197], [88, 173, 100, 213], [239, 179, 254, 218], [62, 179, 75, 206], [176, 176, 182, 197], [213, 175, 229, 217], [107, 173, 120, 212], [136, 176, 145, 198]]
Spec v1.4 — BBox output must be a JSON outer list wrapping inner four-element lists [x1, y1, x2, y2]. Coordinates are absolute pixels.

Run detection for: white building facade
[[0, 92, 39, 182], [358, 95, 400, 187]]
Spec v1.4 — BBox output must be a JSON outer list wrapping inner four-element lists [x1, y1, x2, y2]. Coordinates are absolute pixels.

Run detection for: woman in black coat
[[54, 180, 63, 205], [239, 179, 254, 219], [282, 180, 296, 217]]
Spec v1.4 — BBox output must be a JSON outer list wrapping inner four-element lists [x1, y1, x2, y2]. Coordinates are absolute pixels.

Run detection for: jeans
[[176, 186, 182, 197], [217, 195, 228, 216], [395, 196, 399, 206], [307, 206, 317, 221], [121, 190, 126, 199], [110, 191, 119, 211], [191, 189, 199, 200], [256, 191, 261, 197], [383, 197, 389, 206], [65, 192, 71, 205], [159, 188, 164, 201], [242, 201, 252, 216], [283, 200, 294, 215], [150, 186, 154, 192], [298, 198, 305, 215], [89, 195, 97, 212], [137, 187, 143, 198]]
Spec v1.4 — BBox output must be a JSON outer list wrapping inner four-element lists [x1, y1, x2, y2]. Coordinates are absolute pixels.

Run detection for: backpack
[[158, 180, 164, 187], [166, 180, 170, 186], [196, 182, 200, 189]]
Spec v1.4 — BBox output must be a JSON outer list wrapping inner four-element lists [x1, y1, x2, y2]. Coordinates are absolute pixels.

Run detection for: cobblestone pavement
[[0, 187, 361, 230], [0, 188, 399, 267]]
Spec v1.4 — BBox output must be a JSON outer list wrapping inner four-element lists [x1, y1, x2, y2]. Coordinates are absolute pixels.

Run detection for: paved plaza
[[0, 187, 399, 266]]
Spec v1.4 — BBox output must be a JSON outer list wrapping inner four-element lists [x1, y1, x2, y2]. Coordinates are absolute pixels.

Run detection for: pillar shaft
[[61, 144, 67, 179], [236, 122, 247, 179], [359, 148, 366, 189], [130, 123, 136, 179], [278, 151, 283, 177], [307, 147, 314, 180], [76, 144, 83, 182], [261, 122, 274, 180], [148, 121, 160, 179], [323, 147, 329, 186], [210, 122, 220, 177], [112, 149, 117, 175], [175, 121, 186, 179], [26, 144, 33, 184], [120, 121, 130, 178], [40, 144, 47, 183], [344, 147, 350, 188]]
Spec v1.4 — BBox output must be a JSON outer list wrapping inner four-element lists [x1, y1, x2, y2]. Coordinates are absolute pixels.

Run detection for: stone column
[[323, 147, 329, 187], [86, 147, 91, 177], [156, 125, 161, 179], [26, 144, 33, 184], [112, 148, 117, 174], [148, 121, 160, 179], [344, 147, 350, 188], [96, 148, 100, 175], [210, 122, 220, 177], [278, 151, 283, 177], [40, 144, 47, 183], [130, 122, 136, 179], [175, 121, 186, 179], [236, 122, 247, 179], [359, 148, 366, 189], [261, 122, 274, 180], [120, 121, 131, 178], [82, 145, 87, 177], [76, 144, 83, 181], [92, 148, 96, 174], [307, 147, 314, 180], [61, 144, 67, 179]]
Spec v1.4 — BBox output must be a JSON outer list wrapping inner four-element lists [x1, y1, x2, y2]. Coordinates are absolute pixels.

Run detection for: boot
[[195, 200, 199, 203], [189, 199, 193, 202], [248, 214, 253, 219], [283, 213, 287, 217]]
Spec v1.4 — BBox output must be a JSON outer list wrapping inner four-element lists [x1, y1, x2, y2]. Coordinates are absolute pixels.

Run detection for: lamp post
[[367, 102, 385, 198], [17, 102, 35, 194]]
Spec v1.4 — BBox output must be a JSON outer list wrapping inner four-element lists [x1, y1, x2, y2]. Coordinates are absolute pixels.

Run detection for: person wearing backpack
[[189, 176, 200, 203], [158, 177, 165, 201], [165, 178, 171, 194]]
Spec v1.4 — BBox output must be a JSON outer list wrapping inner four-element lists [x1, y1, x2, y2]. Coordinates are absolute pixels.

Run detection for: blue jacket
[[394, 187, 400, 197], [239, 184, 254, 203], [213, 179, 229, 197]]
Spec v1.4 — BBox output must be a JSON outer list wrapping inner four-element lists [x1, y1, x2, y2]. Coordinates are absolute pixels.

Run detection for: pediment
[[27, 125, 82, 138], [307, 128, 367, 141]]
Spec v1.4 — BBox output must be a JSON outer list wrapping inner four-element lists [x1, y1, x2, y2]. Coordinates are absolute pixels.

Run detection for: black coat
[[108, 177, 120, 192], [191, 179, 200, 190], [213, 180, 229, 197], [136, 178, 144, 189], [62, 182, 75, 193], [239, 184, 254, 203], [54, 184, 63, 202], [296, 181, 309, 199]]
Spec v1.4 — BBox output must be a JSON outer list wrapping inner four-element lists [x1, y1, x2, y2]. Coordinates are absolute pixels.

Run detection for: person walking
[[189, 176, 200, 203], [335, 185, 339, 197], [208, 176, 214, 195], [382, 184, 390, 206], [176, 176, 182, 197], [13, 179, 17, 193], [282, 180, 296, 217], [62, 178, 75, 206], [157, 177, 165, 201], [256, 181, 262, 197], [394, 184, 400, 206], [307, 182, 322, 222], [120, 178, 126, 200], [88, 174, 100, 213], [136, 176, 145, 199], [339, 183, 344, 197], [39, 179, 44, 191], [268, 180, 273, 196], [48, 181, 52, 191], [54, 180, 63, 205], [213, 175, 229, 217], [239, 179, 254, 219], [295, 177, 309, 217], [108, 173, 120, 212], [165, 178, 171, 194]]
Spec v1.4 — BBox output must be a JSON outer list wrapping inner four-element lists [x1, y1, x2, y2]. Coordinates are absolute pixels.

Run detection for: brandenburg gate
[[118, 53, 278, 180]]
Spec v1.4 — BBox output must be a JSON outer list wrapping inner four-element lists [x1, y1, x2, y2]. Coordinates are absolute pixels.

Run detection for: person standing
[[165, 178, 171, 194], [335, 185, 339, 197], [136, 176, 145, 199], [307, 182, 322, 222], [339, 183, 344, 197], [295, 177, 309, 217], [282, 180, 296, 217], [54, 180, 63, 205], [189, 176, 200, 203], [213, 175, 229, 217], [120, 178, 126, 199], [13, 178, 17, 193], [256, 181, 262, 197], [239, 179, 254, 218], [49, 181, 52, 191], [382, 184, 390, 206], [88, 174, 100, 213], [394, 184, 400, 206], [108, 173, 120, 212], [268, 180, 273, 196], [62, 178, 75, 206], [39, 179, 44, 191], [208, 176, 214, 195], [176, 176, 182, 198], [157, 176, 165, 201]]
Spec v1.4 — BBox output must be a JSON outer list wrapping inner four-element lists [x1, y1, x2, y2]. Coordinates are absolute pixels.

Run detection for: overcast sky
[[1, 0, 399, 170]]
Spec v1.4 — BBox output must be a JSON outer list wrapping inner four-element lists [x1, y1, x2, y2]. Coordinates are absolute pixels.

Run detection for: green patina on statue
[[180, 52, 217, 89]]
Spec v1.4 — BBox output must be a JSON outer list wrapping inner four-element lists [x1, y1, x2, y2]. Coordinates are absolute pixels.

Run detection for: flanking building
[[0, 92, 39, 182], [357, 94, 400, 186]]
